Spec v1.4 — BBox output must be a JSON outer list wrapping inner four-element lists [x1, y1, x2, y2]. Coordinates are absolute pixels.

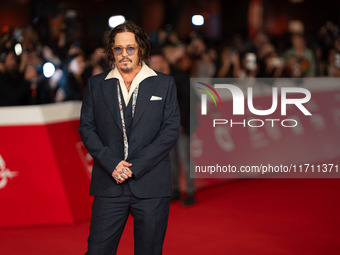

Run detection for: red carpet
[[1, 178, 340, 255]]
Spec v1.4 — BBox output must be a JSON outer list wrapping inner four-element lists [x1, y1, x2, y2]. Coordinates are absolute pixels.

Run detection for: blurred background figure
[[163, 44, 186, 67], [24, 48, 55, 104], [0, 50, 30, 106], [327, 36, 340, 77], [284, 34, 315, 77], [56, 53, 85, 102], [240, 52, 258, 78], [257, 43, 284, 78], [83, 47, 108, 83], [149, 50, 196, 206], [216, 46, 241, 78], [194, 48, 217, 78]]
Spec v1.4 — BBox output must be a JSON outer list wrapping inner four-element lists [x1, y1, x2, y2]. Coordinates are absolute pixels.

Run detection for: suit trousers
[[86, 181, 170, 255]]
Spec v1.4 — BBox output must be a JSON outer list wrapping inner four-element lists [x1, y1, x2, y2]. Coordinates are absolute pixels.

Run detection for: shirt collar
[[104, 62, 157, 105]]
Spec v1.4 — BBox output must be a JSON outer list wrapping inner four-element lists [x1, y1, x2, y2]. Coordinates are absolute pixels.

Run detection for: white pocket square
[[150, 96, 162, 101]]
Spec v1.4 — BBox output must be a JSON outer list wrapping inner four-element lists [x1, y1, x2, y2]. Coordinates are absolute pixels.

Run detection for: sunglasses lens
[[113, 46, 136, 55], [126, 47, 135, 55], [114, 47, 123, 55]]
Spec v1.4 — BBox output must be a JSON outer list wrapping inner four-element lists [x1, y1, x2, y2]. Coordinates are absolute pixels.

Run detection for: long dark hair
[[105, 21, 151, 68]]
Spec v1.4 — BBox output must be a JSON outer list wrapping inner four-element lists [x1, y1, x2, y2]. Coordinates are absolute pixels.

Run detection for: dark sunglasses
[[113, 46, 137, 55]]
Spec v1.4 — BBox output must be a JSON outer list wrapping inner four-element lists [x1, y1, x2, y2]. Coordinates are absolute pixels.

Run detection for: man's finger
[[121, 161, 132, 166], [116, 179, 124, 184], [122, 167, 133, 177], [115, 176, 125, 184], [126, 169, 133, 177]]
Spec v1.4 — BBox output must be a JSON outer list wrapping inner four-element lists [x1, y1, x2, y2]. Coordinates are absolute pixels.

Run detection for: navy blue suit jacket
[[79, 70, 180, 198]]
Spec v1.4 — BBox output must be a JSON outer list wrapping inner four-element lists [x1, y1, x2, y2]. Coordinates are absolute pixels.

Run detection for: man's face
[[112, 32, 140, 73], [292, 35, 305, 49]]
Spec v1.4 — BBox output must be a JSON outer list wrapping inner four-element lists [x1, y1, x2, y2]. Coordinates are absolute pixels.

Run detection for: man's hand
[[112, 160, 133, 184]]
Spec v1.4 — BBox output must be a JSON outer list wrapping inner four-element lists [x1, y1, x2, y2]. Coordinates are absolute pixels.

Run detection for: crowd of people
[[0, 25, 108, 106], [0, 21, 339, 107]]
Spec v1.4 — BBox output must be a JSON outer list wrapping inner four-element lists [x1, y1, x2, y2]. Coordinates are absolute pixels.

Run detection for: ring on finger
[[122, 168, 128, 174]]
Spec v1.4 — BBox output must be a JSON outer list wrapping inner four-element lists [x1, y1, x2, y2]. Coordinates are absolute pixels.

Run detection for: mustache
[[119, 57, 132, 63]]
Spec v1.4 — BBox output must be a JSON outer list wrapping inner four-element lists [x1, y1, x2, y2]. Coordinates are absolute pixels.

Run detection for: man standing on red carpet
[[79, 21, 180, 255]]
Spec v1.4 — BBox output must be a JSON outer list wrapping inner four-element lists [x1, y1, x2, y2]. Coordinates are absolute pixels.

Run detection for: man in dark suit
[[79, 21, 180, 255]]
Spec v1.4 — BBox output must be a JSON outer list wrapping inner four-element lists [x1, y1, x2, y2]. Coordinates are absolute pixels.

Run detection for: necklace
[[124, 81, 132, 92]]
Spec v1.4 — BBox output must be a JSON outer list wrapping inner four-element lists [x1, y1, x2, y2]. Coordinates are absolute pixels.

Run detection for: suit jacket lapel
[[133, 77, 156, 128], [101, 78, 123, 131]]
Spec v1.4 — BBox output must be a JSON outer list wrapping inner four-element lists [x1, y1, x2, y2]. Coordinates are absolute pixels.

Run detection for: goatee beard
[[120, 67, 133, 73]]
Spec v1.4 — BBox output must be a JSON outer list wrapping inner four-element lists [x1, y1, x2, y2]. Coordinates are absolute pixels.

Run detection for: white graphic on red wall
[[0, 154, 18, 189]]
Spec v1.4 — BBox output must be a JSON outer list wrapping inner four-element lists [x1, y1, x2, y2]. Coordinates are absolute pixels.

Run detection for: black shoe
[[182, 195, 196, 206], [170, 190, 181, 202]]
